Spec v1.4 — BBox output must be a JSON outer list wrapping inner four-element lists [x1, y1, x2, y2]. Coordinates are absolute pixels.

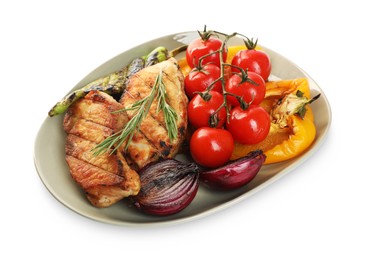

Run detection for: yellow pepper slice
[[226, 45, 263, 64], [178, 58, 191, 78], [264, 111, 316, 164], [231, 78, 318, 164], [265, 78, 311, 100]]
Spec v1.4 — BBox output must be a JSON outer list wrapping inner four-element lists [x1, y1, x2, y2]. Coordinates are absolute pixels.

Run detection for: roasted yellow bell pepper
[[178, 58, 190, 77], [231, 78, 319, 164], [263, 109, 316, 164], [226, 45, 263, 64]]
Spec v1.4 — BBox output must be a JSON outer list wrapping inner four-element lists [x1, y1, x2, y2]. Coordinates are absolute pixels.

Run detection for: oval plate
[[34, 31, 332, 226]]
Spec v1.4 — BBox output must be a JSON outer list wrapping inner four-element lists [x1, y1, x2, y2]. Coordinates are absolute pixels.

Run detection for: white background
[[1, 0, 364, 259]]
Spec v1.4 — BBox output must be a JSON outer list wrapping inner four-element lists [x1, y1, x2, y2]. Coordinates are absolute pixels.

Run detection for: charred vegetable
[[200, 150, 266, 190], [48, 46, 169, 117], [133, 159, 200, 216]]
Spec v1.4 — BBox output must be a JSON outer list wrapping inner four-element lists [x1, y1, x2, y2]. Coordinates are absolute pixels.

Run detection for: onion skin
[[133, 159, 200, 216], [200, 150, 266, 190]]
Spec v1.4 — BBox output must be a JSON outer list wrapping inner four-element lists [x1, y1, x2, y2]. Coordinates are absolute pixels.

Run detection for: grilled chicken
[[64, 91, 140, 207], [63, 57, 187, 207], [119, 57, 188, 169]]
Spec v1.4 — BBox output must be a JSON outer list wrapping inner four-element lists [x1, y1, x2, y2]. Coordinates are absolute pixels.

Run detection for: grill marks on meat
[[119, 58, 188, 169], [63, 58, 187, 207], [64, 91, 140, 207]]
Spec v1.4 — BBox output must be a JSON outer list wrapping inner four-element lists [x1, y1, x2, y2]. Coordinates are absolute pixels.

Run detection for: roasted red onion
[[133, 159, 200, 216], [200, 150, 266, 190]]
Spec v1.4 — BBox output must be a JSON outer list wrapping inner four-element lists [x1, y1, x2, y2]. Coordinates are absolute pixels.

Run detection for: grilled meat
[[119, 57, 188, 169], [64, 91, 140, 207], [63, 57, 187, 208]]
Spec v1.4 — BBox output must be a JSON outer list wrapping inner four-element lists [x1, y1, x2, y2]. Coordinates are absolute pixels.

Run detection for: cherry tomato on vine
[[186, 35, 227, 68], [188, 91, 226, 129], [184, 63, 222, 99], [226, 105, 271, 145], [225, 72, 266, 107], [190, 127, 234, 168], [231, 49, 271, 81]]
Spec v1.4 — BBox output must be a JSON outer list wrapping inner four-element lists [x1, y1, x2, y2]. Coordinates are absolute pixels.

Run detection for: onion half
[[133, 159, 200, 216]]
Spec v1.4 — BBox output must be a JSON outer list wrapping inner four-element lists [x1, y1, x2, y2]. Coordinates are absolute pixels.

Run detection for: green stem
[[219, 33, 237, 123], [169, 45, 188, 57]]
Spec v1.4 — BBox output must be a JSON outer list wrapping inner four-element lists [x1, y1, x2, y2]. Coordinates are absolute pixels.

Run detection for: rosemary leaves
[[92, 70, 178, 156]]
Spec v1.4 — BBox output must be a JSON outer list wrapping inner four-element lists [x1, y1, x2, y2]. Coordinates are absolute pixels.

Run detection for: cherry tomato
[[226, 105, 271, 145], [184, 63, 222, 99], [225, 72, 266, 106], [190, 127, 234, 168], [231, 49, 271, 81], [188, 91, 226, 129], [186, 37, 227, 68]]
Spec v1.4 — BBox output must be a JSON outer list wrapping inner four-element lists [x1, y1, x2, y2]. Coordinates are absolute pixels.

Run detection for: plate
[[34, 31, 332, 226]]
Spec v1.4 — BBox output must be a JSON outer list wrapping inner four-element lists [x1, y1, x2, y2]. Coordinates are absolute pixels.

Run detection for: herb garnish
[[92, 70, 178, 156]]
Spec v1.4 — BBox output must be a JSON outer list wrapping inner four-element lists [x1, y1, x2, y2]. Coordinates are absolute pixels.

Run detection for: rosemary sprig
[[155, 72, 178, 141], [92, 69, 178, 156]]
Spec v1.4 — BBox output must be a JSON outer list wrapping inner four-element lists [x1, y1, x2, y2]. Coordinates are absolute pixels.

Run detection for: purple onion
[[200, 150, 266, 190], [133, 159, 200, 216]]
